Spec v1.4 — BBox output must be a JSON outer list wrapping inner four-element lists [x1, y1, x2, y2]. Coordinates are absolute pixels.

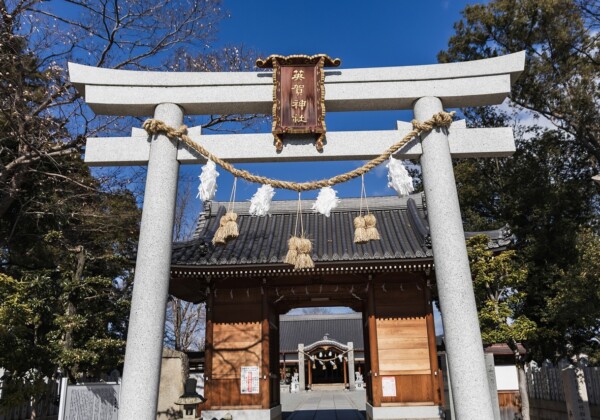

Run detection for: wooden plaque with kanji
[[256, 54, 341, 151]]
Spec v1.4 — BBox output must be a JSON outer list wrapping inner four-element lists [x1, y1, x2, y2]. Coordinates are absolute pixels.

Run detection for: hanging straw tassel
[[222, 211, 239, 238], [355, 174, 379, 243], [284, 236, 300, 265], [212, 177, 239, 246], [354, 215, 369, 244], [294, 237, 314, 270], [284, 193, 314, 270], [212, 211, 239, 245], [212, 215, 227, 245], [363, 213, 380, 241], [354, 174, 370, 244]]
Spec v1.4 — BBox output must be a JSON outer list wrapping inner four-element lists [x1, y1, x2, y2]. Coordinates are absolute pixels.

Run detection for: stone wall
[[157, 349, 189, 420]]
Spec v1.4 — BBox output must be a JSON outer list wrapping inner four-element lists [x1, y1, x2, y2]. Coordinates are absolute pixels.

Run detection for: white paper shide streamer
[[312, 187, 340, 217], [249, 184, 275, 216], [197, 160, 219, 202], [387, 157, 414, 197]]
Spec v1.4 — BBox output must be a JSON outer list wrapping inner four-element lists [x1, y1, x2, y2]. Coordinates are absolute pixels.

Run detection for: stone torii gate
[[69, 51, 525, 420]]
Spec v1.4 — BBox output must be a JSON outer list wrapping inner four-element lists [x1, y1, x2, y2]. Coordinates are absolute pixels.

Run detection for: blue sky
[[198, 1, 483, 322], [183, 0, 481, 205], [217, 1, 472, 69]]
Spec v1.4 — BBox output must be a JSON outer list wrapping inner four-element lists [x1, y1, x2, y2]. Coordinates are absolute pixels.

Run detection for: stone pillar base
[[366, 403, 442, 420], [201, 405, 282, 420]]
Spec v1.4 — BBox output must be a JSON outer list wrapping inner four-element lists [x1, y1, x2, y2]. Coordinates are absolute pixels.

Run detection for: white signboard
[[495, 365, 519, 391], [241, 366, 260, 394], [381, 376, 397, 397]]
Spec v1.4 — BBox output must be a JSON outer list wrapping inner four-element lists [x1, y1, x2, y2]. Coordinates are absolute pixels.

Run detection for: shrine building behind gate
[[279, 313, 366, 390], [169, 194, 511, 420]]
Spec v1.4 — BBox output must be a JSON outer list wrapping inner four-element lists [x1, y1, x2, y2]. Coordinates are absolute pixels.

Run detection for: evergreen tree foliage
[[441, 0, 600, 362], [467, 234, 535, 347], [0, 0, 251, 415]]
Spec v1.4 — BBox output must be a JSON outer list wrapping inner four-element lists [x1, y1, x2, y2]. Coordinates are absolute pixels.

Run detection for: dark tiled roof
[[171, 193, 513, 269], [465, 225, 513, 249], [279, 313, 364, 352], [172, 194, 433, 267]]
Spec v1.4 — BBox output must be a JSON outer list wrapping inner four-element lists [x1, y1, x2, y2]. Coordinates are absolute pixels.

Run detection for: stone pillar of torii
[[69, 51, 525, 420]]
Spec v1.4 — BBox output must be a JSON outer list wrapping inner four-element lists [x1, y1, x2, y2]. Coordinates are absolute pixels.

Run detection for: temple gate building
[[169, 195, 512, 419]]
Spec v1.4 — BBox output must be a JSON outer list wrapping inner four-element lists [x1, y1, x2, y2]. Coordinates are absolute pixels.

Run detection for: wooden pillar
[[425, 280, 442, 405], [307, 358, 312, 390], [343, 358, 348, 388], [261, 293, 270, 409], [204, 289, 214, 410], [368, 284, 381, 406]]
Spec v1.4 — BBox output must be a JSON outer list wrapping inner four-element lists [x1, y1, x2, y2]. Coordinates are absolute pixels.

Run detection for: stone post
[[485, 353, 501, 420], [119, 103, 183, 419], [415, 96, 494, 420], [561, 366, 592, 420], [57, 377, 68, 420], [441, 352, 456, 420], [298, 344, 305, 391], [347, 342, 356, 391]]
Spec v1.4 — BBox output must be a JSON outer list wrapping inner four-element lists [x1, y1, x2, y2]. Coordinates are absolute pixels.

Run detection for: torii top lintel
[[68, 51, 525, 117]]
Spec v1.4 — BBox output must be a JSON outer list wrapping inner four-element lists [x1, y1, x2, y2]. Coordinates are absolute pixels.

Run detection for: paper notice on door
[[381, 376, 396, 397], [241, 366, 260, 394]]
